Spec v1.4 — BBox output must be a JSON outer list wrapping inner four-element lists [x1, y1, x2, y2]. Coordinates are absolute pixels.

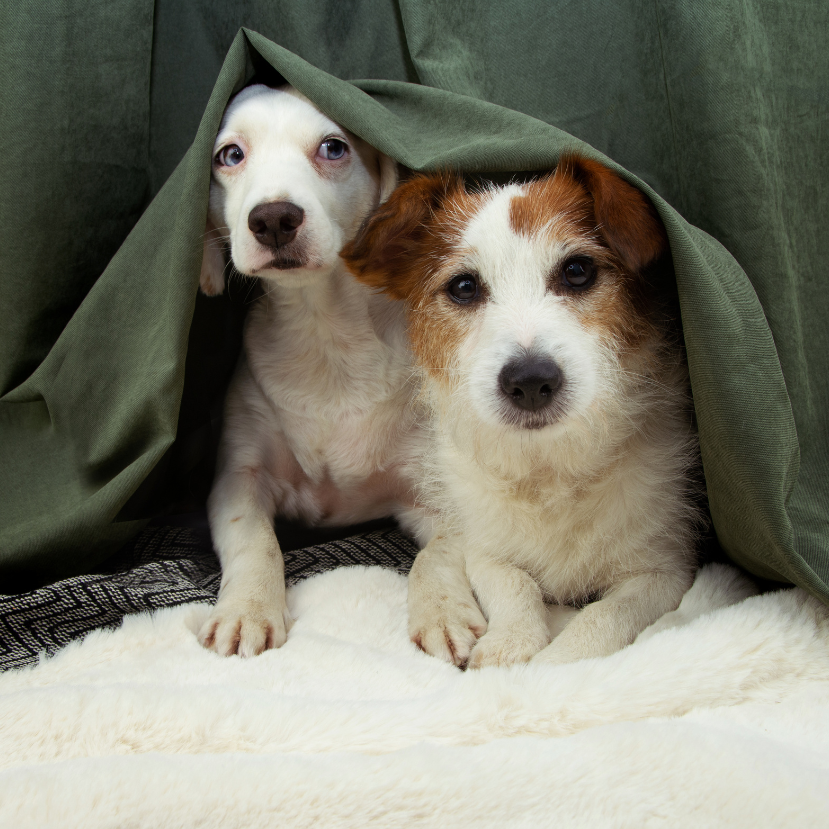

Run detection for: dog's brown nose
[[248, 201, 305, 248], [499, 357, 562, 413]]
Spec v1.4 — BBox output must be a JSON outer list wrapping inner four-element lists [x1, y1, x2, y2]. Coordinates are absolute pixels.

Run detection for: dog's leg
[[465, 557, 551, 669], [532, 568, 693, 666], [408, 535, 487, 667], [197, 466, 291, 658]]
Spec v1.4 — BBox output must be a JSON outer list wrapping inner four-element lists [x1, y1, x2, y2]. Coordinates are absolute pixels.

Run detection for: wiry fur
[[197, 85, 430, 657], [344, 156, 702, 668]]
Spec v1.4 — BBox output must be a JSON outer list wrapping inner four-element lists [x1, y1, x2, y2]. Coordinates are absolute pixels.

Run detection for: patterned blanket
[[0, 525, 417, 671]]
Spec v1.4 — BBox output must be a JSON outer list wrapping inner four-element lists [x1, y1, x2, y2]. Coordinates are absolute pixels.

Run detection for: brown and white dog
[[197, 85, 431, 657], [344, 156, 701, 669]]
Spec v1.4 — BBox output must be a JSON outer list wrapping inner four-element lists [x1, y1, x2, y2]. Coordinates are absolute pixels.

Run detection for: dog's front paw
[[197, 598, 292, 658], [467, 626, 549, 670], [409, 598, 487, 667]]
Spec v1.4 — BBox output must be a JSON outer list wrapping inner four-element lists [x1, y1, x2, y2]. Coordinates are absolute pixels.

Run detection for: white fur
[[3, 565, 829, 828], [407, 182, 699, 669], [198, 86, 429, 657], [455, 189, 602, 428]]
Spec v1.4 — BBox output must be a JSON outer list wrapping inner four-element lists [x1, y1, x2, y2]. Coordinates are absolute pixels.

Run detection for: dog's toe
[[411, 601, 487, 667], [198, 606, 289, 657], [416, 624, 474, 666], [237, 618, 287, 658]]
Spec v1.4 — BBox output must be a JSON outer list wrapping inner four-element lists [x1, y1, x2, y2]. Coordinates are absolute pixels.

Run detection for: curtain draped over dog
[[1, 2, 827, 602]]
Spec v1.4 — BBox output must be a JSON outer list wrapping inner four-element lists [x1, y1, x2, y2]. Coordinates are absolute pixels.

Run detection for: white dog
[[344, 156, 701, 668], [197, 85, 429, 657]]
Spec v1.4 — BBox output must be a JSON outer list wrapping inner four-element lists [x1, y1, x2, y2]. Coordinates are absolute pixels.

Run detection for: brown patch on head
[[342, 172, 462, 299], [509, 155, 670, 353], [509, 170, 595, 240], [559, 155, 667, 274], [342, 172, 490, 386], [510, 154, 667, 272]]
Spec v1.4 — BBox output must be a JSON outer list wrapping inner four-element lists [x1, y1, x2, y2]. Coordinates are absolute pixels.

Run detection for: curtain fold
[[1, 2, 826, 602]]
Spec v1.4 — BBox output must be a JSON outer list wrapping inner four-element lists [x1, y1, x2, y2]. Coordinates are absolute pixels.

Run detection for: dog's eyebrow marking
[[508, 174, 592, 241]]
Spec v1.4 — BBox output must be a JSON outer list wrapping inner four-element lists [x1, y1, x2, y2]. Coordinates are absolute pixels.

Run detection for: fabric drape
[[1, 2, 826, 601]]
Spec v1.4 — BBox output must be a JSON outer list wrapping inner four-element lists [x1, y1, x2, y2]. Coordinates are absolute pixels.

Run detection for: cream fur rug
[[2, 563, 829, 828]]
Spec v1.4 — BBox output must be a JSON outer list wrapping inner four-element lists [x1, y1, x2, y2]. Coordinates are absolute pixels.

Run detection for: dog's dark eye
[[446, 273, 480, 304], [215, 145, 245, 167], [561, 257, 596, 289], [318, 138, 348, 161]]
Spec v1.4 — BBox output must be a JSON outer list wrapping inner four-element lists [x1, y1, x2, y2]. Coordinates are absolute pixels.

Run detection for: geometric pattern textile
[[0, 525, 417, 672]]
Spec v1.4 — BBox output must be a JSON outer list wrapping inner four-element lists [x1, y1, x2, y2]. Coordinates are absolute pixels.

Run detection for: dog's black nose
[[498, 357, 563, 412], [248, 201, 305, 248]]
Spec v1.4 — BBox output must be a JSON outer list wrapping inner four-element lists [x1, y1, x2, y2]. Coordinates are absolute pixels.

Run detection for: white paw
[[409, 597, 487, 667], [197, 597, 292, 658], [467, 625, 549, 670]]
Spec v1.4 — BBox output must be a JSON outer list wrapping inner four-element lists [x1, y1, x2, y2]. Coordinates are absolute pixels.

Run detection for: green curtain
[[1, 2, 827, 601]]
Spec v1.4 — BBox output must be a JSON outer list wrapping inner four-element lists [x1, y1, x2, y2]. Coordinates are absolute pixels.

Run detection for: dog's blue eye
[[216, 145, 245, 167], [447, 274, 480, 304], [561, 257, 596, 289], [319, 138, 348, 160]]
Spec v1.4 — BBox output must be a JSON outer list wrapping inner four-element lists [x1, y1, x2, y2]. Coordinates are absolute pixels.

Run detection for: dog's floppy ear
[[377, 153, 399, 205], [200, 215, 227, 296], [558, 155, 668, 273], [343, 171, 463, 299]]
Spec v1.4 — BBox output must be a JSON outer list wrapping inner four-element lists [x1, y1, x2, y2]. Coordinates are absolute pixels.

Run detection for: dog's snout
[[499, 357, 563, 412], [248, 201, 305, 248]]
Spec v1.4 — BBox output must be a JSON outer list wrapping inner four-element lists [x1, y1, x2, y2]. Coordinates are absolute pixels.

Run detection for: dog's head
[[200, 85, 398, 295], [343, 155, 669, 433]]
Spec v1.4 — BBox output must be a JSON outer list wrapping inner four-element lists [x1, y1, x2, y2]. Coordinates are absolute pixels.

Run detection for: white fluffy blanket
[[2, 563, 829, 828]]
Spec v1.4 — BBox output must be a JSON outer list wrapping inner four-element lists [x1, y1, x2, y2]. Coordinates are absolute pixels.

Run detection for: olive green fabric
[[1, 3, 827, 599]]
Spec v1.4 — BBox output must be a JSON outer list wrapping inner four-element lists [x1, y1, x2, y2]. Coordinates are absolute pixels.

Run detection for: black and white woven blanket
[[0, 525, 417, 672]]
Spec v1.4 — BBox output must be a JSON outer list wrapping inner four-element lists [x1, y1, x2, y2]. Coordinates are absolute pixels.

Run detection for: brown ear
[[342, 171, 464, 300], [558, 155, 667, 273]]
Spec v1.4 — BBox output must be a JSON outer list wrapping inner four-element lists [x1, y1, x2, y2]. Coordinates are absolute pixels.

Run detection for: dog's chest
[[443, 449, 644, 600], [248, 294, 414, 485]]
